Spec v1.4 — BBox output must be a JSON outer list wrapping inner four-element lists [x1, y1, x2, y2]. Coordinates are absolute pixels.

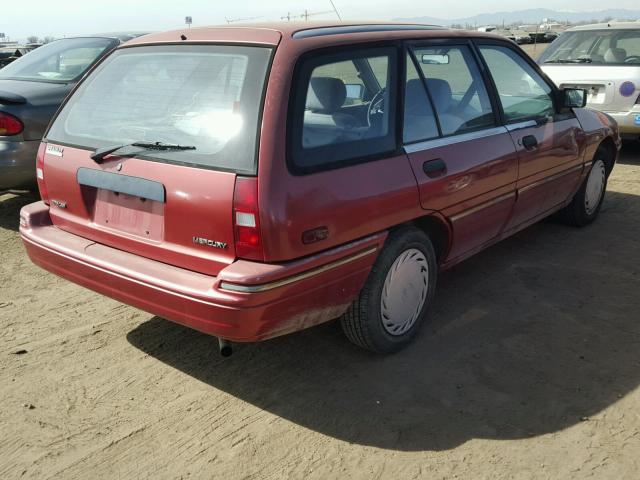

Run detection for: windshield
[[47, 45, 272, 173], [0, 37, 115, 82], [539, 29, 640, 65]]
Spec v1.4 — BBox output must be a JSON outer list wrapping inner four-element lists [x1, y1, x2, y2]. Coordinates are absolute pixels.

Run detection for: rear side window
[[411, 45, 495, 136], [47, 45, 272, 174], [289, 47, 398, 173], [479, 46, 555, 123]]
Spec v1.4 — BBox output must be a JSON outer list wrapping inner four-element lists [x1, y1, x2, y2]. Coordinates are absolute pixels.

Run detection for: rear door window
[[410, 45, 495, 136], [289, 47, 398, 173], [403, 54, 439, 144], [479, 45, 556, 123], [47, 45, 273, 174]]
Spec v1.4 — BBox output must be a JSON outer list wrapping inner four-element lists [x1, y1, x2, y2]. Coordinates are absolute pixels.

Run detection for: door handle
[[423, 158, 447, 178], [521, 135, 538, 150]]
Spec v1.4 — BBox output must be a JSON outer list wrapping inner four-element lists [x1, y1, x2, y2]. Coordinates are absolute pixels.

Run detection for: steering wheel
[[624, 56, 640, 64], [367, 87, 387, 127]]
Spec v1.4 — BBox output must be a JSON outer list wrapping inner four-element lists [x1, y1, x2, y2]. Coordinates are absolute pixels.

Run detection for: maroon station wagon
[[20, 23, 621, 355]]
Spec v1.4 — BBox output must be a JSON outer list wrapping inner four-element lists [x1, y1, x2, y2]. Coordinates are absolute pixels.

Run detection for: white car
[[539, 22, 640, 141]]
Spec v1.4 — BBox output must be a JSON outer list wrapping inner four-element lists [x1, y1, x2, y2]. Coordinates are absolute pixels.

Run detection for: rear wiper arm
[[90, 141, 196, 163]]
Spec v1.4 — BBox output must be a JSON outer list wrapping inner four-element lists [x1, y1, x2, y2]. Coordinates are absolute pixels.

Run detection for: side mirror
[[562, 88, 587, 108], [345, 83, 365, 102]]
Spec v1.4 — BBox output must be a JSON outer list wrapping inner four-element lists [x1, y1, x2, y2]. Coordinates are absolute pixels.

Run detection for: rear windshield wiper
[[544, 58, 593, 64], [90, 141, 196, 163]]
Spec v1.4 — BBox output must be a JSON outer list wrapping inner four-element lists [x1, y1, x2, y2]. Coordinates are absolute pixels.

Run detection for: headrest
[[405, 79, 430, 114], [306, 77, 347, 113], [604, 48, 626, 63], [425, 78, 453, 112]]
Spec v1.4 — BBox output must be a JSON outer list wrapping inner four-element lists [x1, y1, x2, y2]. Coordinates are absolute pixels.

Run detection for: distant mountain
[[396, 8, 640, 27]]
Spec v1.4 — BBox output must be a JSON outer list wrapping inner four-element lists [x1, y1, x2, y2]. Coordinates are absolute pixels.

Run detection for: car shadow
[[0, 191, 38, 232], [619, 140, 640, 165], [127, 189, 640, 452]]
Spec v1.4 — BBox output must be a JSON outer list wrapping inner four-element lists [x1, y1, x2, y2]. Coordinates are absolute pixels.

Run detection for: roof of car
[[86, 32, 150, 42], [566, 21, 640, 32], [125, 22, 504, 47]]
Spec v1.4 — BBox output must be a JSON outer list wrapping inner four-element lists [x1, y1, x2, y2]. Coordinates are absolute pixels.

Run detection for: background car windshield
[[0, 49, 17, 59], [539, 29, 640, 65], [0, 37, 115, 82], [47, 45, 272, 173]]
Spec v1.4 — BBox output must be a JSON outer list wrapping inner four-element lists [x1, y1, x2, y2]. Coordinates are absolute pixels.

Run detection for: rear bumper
[[19, 202, 385, 342], [0, 139, 39, 190], [605, 110, 640, 137]]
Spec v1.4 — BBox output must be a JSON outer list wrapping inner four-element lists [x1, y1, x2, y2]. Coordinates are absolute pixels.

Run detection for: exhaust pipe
[[218, 337, 233, 357]]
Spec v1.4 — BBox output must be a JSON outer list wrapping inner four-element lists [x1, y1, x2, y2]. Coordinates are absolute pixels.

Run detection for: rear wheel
[[341, 227, 437, 353], [560, 152, 608, 227]]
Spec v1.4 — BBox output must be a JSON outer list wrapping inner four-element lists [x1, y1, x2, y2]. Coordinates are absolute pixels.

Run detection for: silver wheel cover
[[380, 248, 429, 336], [585, 159, 606, 215]]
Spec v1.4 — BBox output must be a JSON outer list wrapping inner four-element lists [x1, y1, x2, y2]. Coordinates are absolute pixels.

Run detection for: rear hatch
[[41, 44, 273, 276], [542, 65, 640, 111]]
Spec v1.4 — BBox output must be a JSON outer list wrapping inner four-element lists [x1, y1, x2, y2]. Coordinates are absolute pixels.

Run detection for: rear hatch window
[[0, 37, 116, 83], [41, 45, 272, 276], [540, 29, 640, 66], [47, 44, 273, 174]]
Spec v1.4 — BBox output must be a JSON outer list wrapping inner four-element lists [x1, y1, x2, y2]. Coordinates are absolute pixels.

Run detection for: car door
[[402, 42, 518, 263], [476, 42, 585, 231]]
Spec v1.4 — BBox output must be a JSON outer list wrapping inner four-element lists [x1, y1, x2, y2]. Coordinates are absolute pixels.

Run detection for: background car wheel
[[341, 226, 437, 354], [560, 151, 608, 227]]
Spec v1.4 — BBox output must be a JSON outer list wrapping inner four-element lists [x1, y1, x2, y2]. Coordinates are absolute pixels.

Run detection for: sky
[[3, 0, 640, 40]]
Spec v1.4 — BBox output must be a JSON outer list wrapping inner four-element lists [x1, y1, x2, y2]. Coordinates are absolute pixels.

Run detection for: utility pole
[[282, 9, 334, 21], [329, 0, 342, 21]]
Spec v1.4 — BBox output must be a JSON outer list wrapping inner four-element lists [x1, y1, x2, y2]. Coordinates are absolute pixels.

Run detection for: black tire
[[560, 151, 609, 227], [341, 226, 438, 354]]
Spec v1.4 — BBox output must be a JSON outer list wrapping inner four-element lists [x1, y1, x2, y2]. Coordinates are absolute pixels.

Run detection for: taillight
[[35, 142, 49, 204], [0, 111, 24, 136], [233, 176, 264, 261]]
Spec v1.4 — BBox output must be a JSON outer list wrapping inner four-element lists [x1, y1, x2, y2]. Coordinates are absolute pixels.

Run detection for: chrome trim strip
[[450, 192, 516, 222], [403, 126, 508, 154], [505, 120, 537, 132], [519, 164, 584, 194], [219, 247, 379, 293]]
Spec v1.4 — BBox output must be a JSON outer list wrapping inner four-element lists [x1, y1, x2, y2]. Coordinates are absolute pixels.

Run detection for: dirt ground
[[1, 150, 640, 478], [2, 142, 640, 479], [520, 42, 549, 60]]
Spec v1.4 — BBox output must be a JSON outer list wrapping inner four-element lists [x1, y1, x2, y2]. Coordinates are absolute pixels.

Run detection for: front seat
[[604, 48, 627, 63], [303, 77, 358, 148]]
